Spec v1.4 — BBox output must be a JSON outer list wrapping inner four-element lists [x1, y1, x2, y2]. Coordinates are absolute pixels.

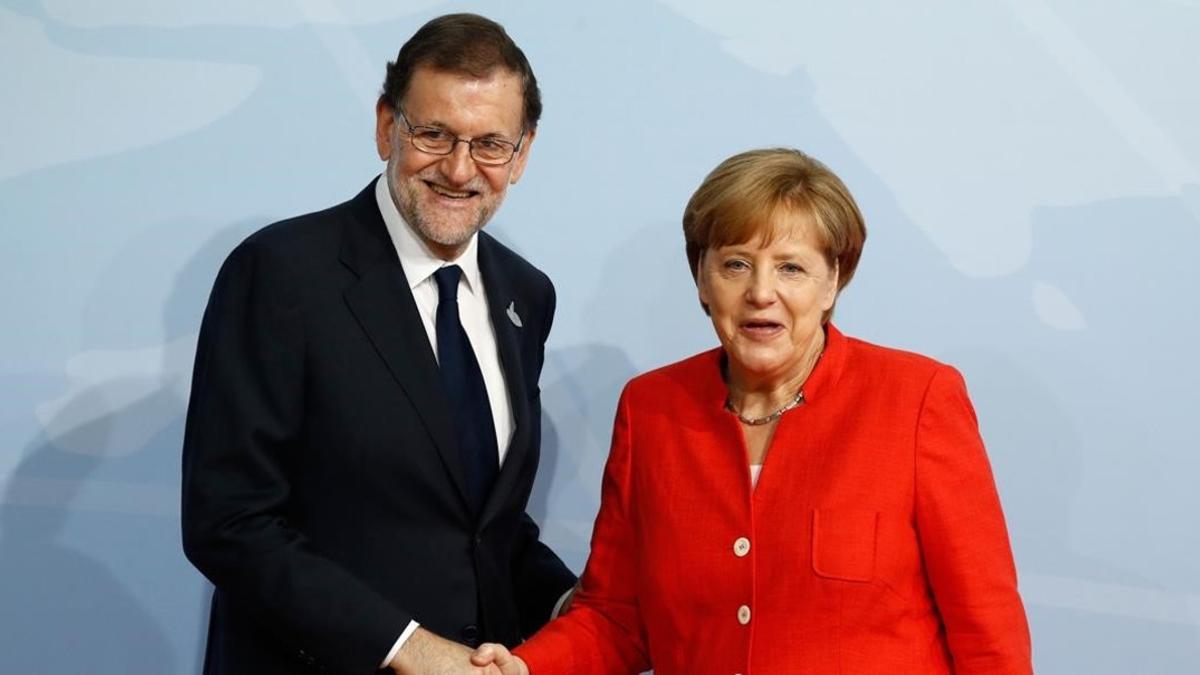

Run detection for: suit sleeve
[[515, 387, 651, 674], [511, 278, 578, 636], [914, 365, 1033, 674], [181, 239, 409, 674], [511, 514, 578, 636]]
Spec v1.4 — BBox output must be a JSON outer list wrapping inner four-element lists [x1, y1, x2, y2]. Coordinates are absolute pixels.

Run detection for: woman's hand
[[471, 643, 530, 675]]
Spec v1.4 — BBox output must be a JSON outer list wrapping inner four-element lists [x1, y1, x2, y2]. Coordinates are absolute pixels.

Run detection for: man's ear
[[375, 101, 396, 161], [507, 127, 536, 185]]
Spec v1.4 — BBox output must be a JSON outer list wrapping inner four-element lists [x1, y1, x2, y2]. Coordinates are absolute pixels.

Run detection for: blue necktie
[[433, 265, 499, 516]]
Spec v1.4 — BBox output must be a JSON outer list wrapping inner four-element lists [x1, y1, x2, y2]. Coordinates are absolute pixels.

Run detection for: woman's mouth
[[739, 320, 784, 340]]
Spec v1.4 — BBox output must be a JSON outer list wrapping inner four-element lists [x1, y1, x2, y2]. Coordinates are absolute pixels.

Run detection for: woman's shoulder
[[828, 330, 971, 406], [621, 348, 724, 404], [836, 328, 959, 384], [846, 335, 942, 367]]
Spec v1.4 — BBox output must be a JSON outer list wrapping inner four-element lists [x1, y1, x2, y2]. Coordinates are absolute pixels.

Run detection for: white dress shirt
[[374, 174, 515, 665], [375, 174, 516, 459]]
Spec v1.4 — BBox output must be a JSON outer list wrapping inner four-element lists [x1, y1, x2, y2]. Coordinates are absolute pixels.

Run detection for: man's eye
[[416, 129, 451, 143], [474, 138, 506, 152]]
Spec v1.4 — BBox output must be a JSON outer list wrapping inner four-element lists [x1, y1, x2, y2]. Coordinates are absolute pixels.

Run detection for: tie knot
[[433, 265, 463, 303]]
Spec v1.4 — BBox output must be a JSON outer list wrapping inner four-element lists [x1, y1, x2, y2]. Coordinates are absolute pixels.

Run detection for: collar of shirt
[[374, 173, 484, 296], [372, 174, 514, 462]]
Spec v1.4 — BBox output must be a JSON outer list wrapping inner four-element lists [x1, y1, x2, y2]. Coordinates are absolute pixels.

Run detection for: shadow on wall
[[0, 219, 263, 674], [531, 344, 638, 571], [854, 178, 1200, 670], [520, 76, 1200, 669], [0, 397, 174, 672], [1001, 187, 1200, 673], [513, 194, 717, 573], [485, 223, 641, 572], [172, 222, 269, 674]]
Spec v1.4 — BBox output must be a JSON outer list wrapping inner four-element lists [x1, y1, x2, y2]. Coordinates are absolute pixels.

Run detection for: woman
[[475, 148, 1032, 674]]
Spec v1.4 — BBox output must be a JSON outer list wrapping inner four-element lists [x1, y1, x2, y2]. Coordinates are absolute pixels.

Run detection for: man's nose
[[440, 140, 478, 185]]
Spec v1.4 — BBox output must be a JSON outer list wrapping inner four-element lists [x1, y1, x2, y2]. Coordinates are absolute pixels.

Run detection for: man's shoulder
[[478, 230, 552, 290], [243, 192, 360, 255], [228, 185, 377, 268], [211, 186, 376, 298]]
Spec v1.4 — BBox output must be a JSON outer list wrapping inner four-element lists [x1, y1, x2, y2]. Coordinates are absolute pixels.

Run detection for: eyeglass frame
[[394, 108, 526, 166]]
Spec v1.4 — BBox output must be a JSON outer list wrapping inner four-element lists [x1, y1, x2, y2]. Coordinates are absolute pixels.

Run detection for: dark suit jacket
[[181, 182, 576, 675]]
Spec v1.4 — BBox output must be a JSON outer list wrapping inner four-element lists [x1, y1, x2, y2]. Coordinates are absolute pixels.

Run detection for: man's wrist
[[381, 620, 421, 669], [388, 625, 432, 673], [389, 627, 476, 674]]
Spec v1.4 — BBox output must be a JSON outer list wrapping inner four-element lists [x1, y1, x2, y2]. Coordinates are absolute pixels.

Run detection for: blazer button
[[737, 604, 751, 625], [733, 537, 750, 557], [461, 624, 480, 647]]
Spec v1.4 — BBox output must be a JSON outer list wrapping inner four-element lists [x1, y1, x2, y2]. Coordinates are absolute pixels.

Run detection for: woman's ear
[[822, 261, 840, 311]]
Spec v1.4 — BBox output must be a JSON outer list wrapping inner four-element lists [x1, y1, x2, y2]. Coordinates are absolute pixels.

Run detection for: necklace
[[725, 389, 805, 426]]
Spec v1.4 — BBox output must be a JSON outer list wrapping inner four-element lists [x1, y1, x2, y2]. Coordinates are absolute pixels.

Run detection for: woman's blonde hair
[[682, 148, 867, 321]]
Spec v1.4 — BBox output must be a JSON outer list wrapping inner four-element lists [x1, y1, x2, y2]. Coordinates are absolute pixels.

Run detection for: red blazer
[[517, 325, 1031, 674]]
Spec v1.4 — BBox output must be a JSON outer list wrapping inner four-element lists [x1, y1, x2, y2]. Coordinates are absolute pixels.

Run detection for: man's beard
[[387, 159, 501, 250]]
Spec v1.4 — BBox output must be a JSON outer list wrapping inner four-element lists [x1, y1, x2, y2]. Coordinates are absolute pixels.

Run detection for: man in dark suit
[[182, 14, 576, 675]]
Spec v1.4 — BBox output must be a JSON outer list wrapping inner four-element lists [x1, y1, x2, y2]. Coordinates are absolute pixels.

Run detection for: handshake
[[469, 643, 528, 675], [389, 582, 579, 673], [389, 583, 579, 674], [387, 626, 530, 675]]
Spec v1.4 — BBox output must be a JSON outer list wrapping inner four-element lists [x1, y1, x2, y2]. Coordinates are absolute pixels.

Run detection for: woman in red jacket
[[475, 148, 1032, 675]]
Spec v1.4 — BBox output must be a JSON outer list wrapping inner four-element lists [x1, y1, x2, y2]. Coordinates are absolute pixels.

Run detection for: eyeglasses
[[395, 109, 524, 166]]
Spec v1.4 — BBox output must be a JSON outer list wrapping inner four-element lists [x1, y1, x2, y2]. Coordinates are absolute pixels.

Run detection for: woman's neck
[[726, 329, 825, 419]]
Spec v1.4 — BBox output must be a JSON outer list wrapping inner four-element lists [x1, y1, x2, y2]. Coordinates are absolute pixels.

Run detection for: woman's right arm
[[509, 387, 652, 674]]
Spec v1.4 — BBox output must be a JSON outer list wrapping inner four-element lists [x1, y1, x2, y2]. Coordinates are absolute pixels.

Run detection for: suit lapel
[[338, 185, 471, 509], [477, 235, 533, 524]]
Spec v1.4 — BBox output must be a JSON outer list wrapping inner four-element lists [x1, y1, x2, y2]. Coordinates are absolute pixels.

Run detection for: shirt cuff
[[380, 620, 421, 668], [550, 586, 574, 620]]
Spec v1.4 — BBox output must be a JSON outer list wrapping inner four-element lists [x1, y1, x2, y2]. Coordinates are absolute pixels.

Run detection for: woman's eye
[[723, 259, 750, 271], [780, 263, 804, 276]]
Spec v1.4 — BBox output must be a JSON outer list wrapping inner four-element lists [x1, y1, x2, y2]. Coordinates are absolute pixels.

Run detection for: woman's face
[[698, 210, 839, 384]]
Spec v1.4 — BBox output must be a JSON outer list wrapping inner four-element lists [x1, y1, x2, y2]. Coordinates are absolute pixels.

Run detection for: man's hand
[[389, 627, 500, 674], [471, 643, 530, 675]]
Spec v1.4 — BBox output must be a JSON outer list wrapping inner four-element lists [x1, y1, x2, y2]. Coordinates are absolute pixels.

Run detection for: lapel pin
[[506, 301, 523, 328]]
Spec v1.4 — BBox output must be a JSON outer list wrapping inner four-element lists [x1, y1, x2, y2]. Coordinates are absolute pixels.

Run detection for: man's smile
[[425, 180, 479, 200]]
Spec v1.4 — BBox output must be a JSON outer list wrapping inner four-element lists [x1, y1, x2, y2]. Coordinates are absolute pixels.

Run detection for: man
[[182, 14, 576, 675]]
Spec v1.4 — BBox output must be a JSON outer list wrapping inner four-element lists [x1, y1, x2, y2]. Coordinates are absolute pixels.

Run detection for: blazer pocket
[[811, 509, 878, 582]]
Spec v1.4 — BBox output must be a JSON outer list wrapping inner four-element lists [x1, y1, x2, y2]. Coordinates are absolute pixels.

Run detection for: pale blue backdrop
[[2, 1, 1198, 673]]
